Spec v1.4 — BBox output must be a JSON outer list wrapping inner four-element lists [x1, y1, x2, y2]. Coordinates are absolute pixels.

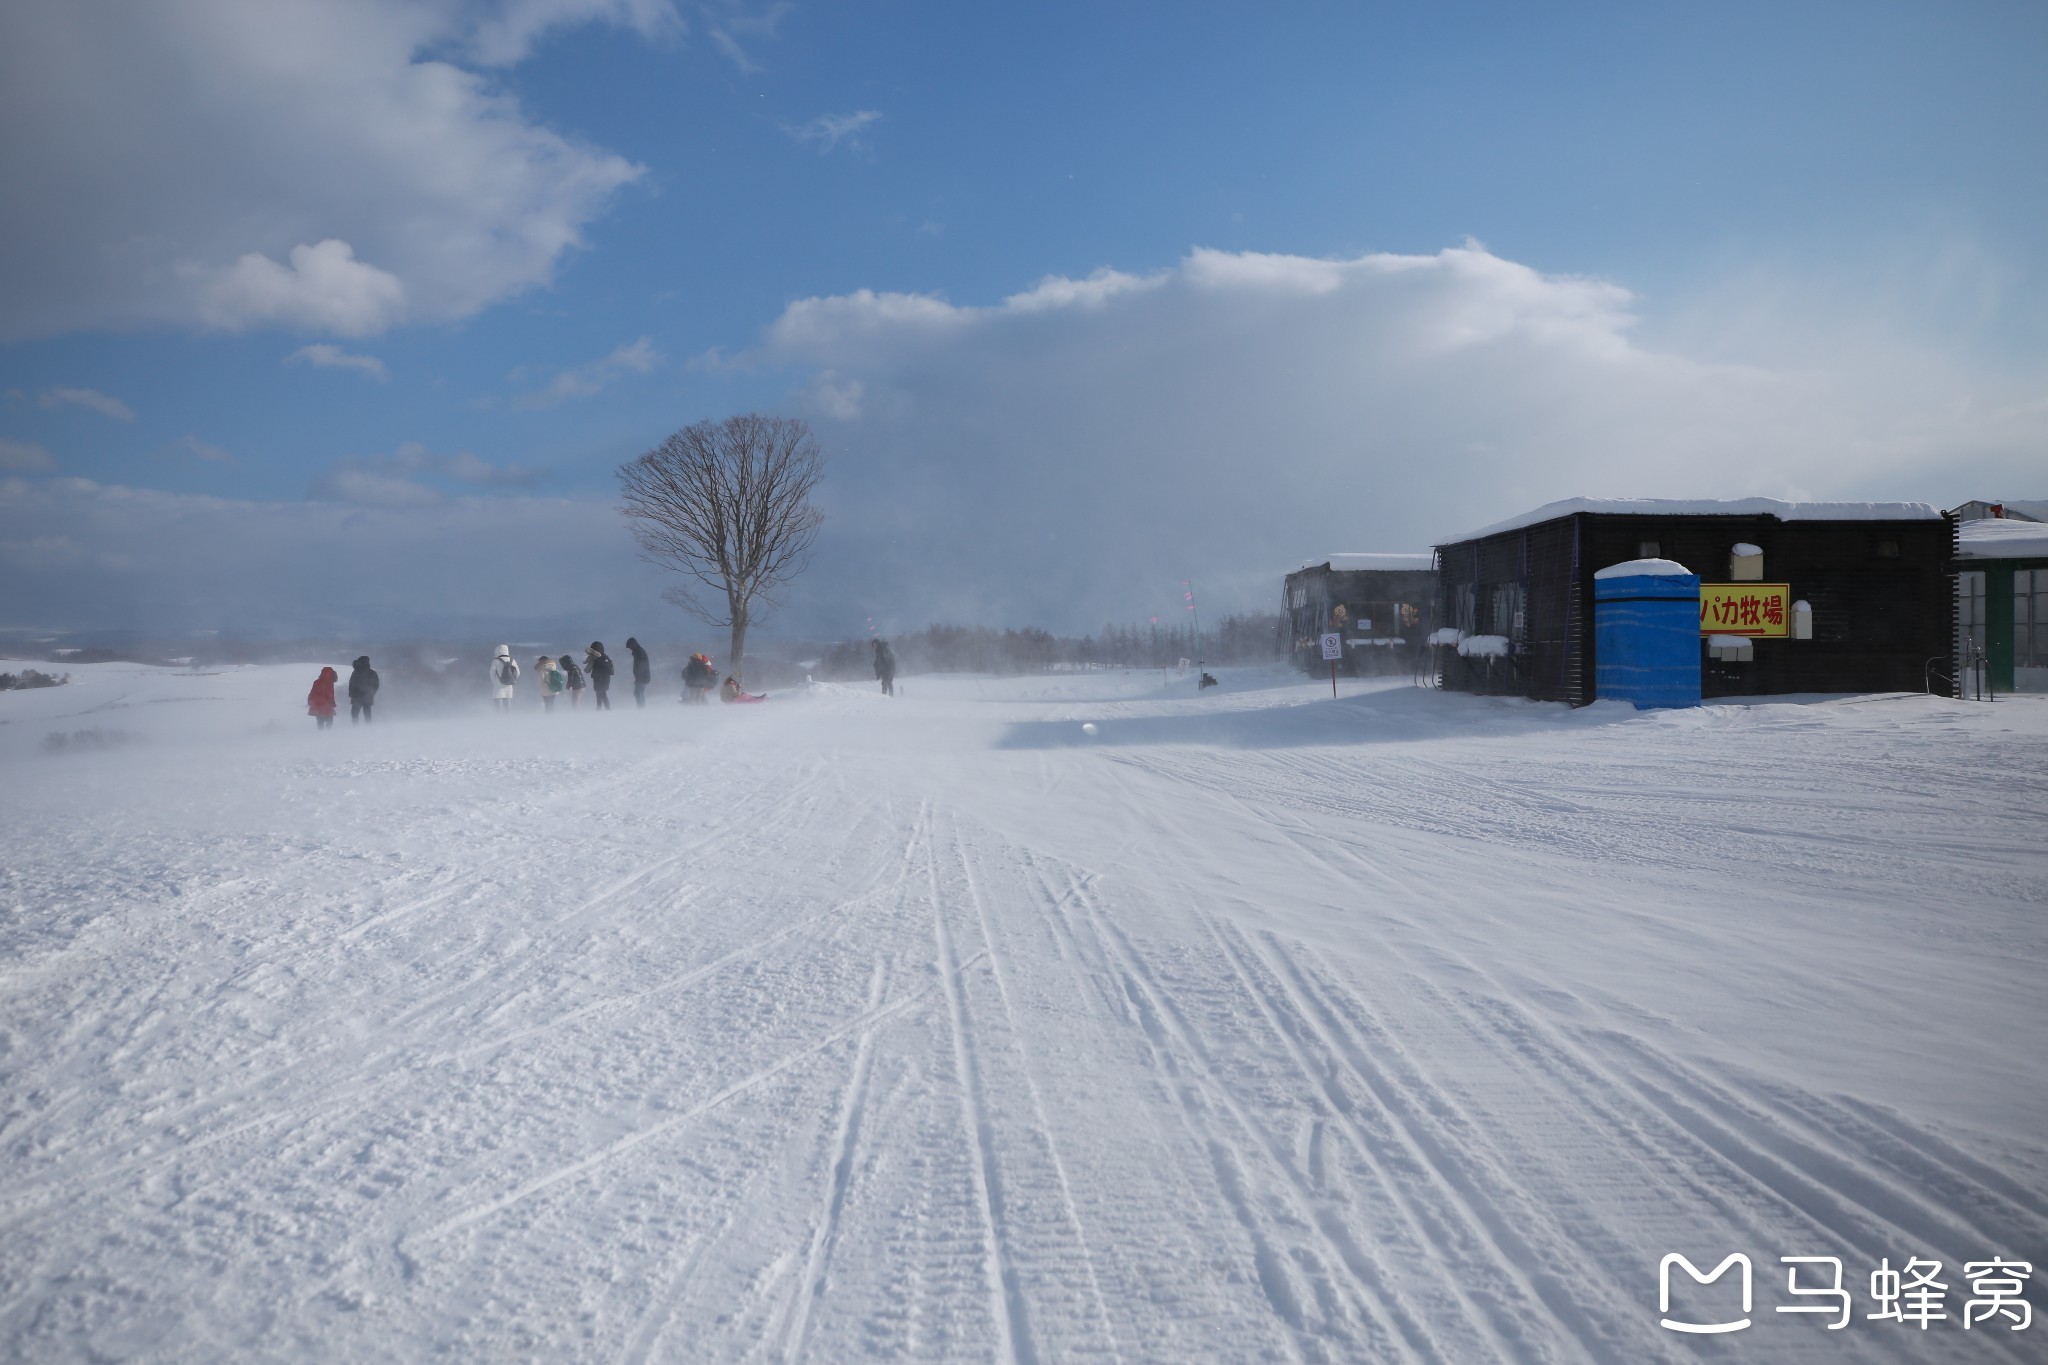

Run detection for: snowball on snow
[[1593, 558, 1694, 579]]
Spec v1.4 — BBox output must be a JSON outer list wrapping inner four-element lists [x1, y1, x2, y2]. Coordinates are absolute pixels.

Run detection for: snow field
[[2, 662, 2045, 1361]]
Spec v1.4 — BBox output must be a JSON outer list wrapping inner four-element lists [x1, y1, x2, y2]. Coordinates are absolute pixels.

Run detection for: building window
[[1875, 540, 1900, 559], [1638, 540, 1660, 559], [2018, 569, 2046, 668]]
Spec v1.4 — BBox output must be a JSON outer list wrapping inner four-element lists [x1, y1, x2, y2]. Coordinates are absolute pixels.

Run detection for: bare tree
[[617, 414, 826, 682]]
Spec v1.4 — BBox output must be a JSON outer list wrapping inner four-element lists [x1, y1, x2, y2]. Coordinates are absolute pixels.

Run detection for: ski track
[[1, 667, 2043, 1361]]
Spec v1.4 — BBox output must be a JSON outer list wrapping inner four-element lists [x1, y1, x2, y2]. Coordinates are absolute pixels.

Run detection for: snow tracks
[[2, 688, 2044, 1362]]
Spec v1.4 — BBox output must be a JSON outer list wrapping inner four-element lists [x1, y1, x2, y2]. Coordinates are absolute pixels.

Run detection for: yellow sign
[[1699, 583, 1790, 637]]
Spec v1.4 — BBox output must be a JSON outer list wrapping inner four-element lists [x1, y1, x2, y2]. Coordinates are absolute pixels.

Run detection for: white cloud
[[39, 387, 135, 421], [514, 336, 661, 409], [0, 1, 652, 340], [802, 372, 864, 421], [174, 435, 236, 465], [729, 243, 2048, 629], [0, 438, 56, 472], [467, 0, 685, 66], [784, 110, 883, 153], [308, 441, 545, 505], [287, 343, 390, 381], [701, 0, 789, 74], [198, 241, 409, 336]]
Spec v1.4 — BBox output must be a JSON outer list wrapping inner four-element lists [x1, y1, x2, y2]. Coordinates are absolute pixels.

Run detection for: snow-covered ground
[[2, 662, 2044, 1362]]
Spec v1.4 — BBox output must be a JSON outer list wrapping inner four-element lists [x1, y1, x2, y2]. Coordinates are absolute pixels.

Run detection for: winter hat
[[495, 644, 511, 658], [354, 655, 371, 669]]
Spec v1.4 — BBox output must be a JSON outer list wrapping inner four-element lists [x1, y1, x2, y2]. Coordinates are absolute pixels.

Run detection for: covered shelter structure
[[1954, 511, 2048, 694], [1432, 498, 1954, 704], [1283, 553, 1436, 677]]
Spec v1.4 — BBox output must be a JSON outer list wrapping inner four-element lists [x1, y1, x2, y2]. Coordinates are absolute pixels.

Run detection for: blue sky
[[2, 0, 2044, 637]]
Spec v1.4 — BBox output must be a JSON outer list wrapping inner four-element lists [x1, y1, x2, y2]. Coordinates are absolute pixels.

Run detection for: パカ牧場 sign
[[1699, 583, 1790, 637]]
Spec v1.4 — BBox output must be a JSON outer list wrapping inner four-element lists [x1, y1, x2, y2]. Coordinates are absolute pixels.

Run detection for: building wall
[[1283, 565, 1437, 675], [1436, 513, 1953, 703]]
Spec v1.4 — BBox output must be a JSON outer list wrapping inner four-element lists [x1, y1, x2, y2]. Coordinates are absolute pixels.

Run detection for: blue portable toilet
[[1593, 559, 1701, 708]]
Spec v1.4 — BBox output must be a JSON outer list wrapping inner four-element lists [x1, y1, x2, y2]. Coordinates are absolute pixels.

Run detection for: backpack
[[497, 659, 516, 685], [547, 667, 565, 692]]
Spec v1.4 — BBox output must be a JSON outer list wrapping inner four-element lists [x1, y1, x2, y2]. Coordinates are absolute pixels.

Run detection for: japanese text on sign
[[1319, 633, 1344, 661], [1699, 583, 1791, 638]]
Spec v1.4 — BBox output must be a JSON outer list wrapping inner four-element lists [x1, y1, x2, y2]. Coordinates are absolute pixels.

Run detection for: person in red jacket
[[307, 666, 339, 730]]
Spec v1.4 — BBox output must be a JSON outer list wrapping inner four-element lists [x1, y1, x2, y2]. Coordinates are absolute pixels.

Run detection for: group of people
[[306, 635, 800, 729], [489, 639, 650, 713], [306, 656, 379, 728]]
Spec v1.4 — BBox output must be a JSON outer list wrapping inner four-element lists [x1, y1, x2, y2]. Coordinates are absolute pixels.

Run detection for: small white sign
[[1319, 633, 1343, 661]]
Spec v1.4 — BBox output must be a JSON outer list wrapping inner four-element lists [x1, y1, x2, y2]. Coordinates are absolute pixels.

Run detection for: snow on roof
[[1593, 558, 1694, 579], [1957, 517, 2048, 561], [1299, 552, 1436, 571], [1441, 496, 1943, 545]]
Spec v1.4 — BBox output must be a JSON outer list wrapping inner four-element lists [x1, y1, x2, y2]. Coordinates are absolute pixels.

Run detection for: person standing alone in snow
[[560, 650, 586, 708], [586, 642, 614, 710], [873, 638, 897, 697], [348, 655, 379, 723], [626, 637, 651, 708], [490, 646, 519, 712], [307, 666, 338, 729]]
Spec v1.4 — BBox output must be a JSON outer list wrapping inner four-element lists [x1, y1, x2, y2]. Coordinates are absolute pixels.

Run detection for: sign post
[[1320, 632, 1343, 698]]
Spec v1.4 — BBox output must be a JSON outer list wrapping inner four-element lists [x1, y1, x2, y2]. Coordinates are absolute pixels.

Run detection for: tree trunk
[[728, 612, 748, 685]]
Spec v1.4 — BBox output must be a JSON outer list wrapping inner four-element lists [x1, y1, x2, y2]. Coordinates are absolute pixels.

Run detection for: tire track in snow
[[1065, 882, 1424, 1362], [1202, 918, 1545, 1363], [922, 798, 1030, 1365], [407, 949, 985, 1246], [1271, 945, 1672, 1365], [1371, 952, 2048, 1363], [776, 955, 886, 1365], [944, 811, 1123, 1361]]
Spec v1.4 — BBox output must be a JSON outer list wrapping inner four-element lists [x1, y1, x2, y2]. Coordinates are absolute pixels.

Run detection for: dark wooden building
[[1284, 554, 1437, 676], [1432, 498, 1953, 704]]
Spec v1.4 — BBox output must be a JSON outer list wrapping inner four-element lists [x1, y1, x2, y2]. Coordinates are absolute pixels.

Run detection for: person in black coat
[[348, 655, 380, 723], [585, 642, 614, 710], [872, 638, 897, 697], [682, 652, 715, 704], [559, 650, 586, 708], [625, 637, 652, 708]]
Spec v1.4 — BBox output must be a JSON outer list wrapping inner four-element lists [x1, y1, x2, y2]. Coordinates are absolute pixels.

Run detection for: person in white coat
[[490, 645, 520, 712]]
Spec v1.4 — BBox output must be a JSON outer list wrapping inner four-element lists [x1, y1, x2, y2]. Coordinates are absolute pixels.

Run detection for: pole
[[1331, 659, 1338, 699]]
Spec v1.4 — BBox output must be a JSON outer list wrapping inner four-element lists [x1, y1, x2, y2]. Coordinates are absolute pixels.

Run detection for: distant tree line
[[815, 613, 1285, 679], [0, 669, 68, 691]]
